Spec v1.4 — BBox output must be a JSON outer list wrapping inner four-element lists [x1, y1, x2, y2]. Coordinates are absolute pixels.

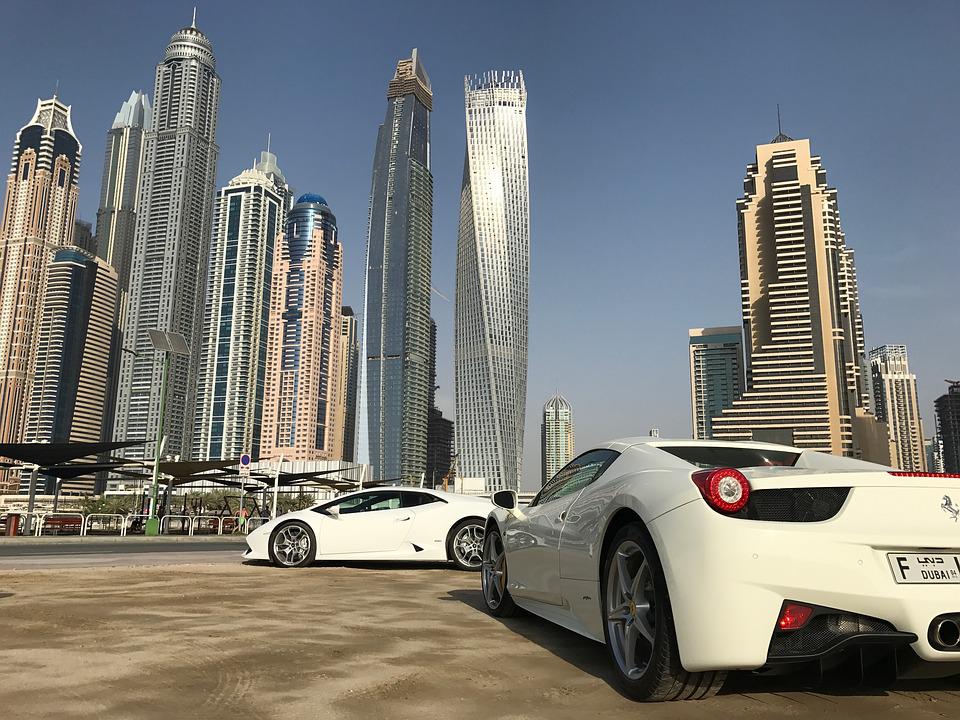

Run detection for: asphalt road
[[0, 539, 246, 569]]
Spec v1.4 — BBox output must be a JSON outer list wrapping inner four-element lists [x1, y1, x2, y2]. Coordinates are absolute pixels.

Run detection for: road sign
[[239, 453, 252, 478]]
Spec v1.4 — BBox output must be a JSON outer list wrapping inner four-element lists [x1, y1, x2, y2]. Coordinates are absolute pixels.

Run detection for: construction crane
[[442, 453, 459, 493]]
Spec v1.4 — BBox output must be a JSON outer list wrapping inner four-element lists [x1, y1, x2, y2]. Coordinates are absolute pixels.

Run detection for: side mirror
[[492, 490, 517, 510], [324, 505, 340, 518]]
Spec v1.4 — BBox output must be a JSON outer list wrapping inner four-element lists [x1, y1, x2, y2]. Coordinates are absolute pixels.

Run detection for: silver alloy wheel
[[272, 524, 311, 566], [453, 523, 485, 568], [606, 539, 656, 680], [481, 531, 507, 608]]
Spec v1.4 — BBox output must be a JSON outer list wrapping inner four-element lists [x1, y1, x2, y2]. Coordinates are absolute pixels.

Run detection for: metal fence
[[0, 512, 267, 537]]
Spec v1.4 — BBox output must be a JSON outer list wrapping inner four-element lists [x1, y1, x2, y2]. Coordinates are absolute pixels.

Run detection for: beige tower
[[0, 97, 82, 488], [260, 195, 343, 462], [869, 345, 925, 471], [711, 133, 888, 463]]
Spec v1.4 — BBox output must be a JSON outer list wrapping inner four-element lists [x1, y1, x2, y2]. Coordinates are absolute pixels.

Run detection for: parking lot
[[1, 557, 958, 719]]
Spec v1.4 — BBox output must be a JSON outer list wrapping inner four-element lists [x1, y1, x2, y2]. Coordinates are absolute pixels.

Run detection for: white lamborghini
[[245, 487, 493, 571], [481, 438, 960, 700]]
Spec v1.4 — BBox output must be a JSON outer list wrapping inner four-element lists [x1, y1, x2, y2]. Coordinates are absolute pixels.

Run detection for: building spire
[[772, 103, 794, 143], [266, 131, 271, 154], [53, 79, 59, 99], [191, 6, 197, 27]]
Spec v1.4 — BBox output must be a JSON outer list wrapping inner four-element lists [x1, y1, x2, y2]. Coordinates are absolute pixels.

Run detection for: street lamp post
[[144, 329, 189, 537]]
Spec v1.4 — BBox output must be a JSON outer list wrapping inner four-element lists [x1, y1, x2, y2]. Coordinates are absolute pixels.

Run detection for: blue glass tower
[[358, 50, 433, 483]]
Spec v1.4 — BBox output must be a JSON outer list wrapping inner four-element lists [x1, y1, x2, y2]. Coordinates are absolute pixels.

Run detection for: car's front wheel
[[448, 518, 486, 571], [481, 525, 519, 616], [602, 522, 725, 701], [268, 521, 316, 568]]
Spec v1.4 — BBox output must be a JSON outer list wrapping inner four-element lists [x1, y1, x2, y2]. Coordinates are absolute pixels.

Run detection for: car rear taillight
[[691, 467, 751, 513], [888, 471, 960, 478], [777, 602, 814, 631]]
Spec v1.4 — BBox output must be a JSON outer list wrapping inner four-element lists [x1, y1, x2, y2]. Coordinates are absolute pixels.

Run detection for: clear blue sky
[[1, 1, 957, 489]]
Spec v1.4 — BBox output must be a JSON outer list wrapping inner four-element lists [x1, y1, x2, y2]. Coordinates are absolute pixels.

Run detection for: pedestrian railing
[[36, 512, 85, 536], [160, 514, 194, 535], [83, 513, 127, 536], [0, 511, 271, 537]]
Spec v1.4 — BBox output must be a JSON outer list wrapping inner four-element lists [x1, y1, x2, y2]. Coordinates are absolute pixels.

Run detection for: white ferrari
[[245, 487, 493, 571], [481, 438, 960, 700]]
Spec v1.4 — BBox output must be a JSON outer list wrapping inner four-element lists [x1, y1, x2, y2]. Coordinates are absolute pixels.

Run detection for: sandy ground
[[1, 559, 959, 720]]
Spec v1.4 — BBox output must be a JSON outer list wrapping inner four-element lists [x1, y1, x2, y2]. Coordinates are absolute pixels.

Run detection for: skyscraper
[[0, 96, 82, 484], [73, 220, 96, 254], [868, 345, 925, 471], [95, 90, 151, 294], [359, 50, 433, 484], [425, 317, 453, 485], [711, 134, 889, 463], [24, 248, 118, 447], [113, 20, 221, 461], [193, 151, 290, 461], [260, 194, 343, 462], [688, 327, 744, 439], [455, 70, 530, 492], [541, 393, 574, 485], [934, 382, 960, 474], [336, 306, 359, 461]]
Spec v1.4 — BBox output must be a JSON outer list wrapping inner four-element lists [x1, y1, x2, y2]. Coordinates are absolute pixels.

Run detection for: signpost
[[239, 453, 251, 478]]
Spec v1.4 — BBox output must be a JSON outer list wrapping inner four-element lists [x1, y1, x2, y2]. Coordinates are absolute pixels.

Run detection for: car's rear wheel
[[602, 521, 725, 701], [448, 518, 485, 571], [268, 521, 316, 568], [481, 526, 519, 616]]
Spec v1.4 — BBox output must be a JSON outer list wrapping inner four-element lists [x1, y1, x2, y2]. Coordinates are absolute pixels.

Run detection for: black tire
[[267, 520, 317, 568], [447, 518, 486, 571], [480, 525, 519, 617], [600, 521, 725, 701]]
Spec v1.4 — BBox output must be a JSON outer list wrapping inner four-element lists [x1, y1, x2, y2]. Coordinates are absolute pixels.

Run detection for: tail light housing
[[777, 602, 814, 631], [691, 467, 751, 513]]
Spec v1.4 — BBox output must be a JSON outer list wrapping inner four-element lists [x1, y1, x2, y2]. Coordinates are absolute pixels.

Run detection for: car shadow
[[242, 559, 454, 571], [445, 588, 960, 699]]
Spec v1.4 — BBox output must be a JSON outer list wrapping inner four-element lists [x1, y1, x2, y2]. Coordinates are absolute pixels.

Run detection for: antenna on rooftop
[[267, 132, 271, 154], [777, 103, 782, 135]]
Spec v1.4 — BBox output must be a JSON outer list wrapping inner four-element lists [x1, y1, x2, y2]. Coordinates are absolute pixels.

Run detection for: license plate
[[888, 553, 960, 584]]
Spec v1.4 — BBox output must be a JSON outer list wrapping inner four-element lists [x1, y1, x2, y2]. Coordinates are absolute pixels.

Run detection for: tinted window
[[319, 491, 402, 515], [402, 492, 443, 508], [533, 449, 619, 507], [659, 445, 799, 469]]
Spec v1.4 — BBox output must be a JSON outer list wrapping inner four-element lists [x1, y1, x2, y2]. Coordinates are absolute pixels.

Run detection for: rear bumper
[[648, 500, 960, 672]]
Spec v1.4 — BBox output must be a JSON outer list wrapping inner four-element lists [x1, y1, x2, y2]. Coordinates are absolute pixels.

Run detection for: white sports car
[[245, 487, 493, 571], [481, 438, 960, 701]]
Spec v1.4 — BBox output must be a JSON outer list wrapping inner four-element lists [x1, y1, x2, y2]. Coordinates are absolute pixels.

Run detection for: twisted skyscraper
[[114, 20, 220, 460], [358, 50, 433, 483], [455, 71, 530, 492]]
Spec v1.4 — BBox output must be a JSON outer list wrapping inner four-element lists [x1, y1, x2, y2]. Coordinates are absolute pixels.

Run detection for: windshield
[[659, 445, 799, 469]]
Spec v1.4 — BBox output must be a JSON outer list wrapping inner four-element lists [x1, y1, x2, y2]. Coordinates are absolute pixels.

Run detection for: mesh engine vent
[[732, 487, 850, 522]]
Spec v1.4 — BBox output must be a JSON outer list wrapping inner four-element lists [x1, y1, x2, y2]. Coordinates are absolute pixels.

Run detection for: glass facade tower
[[193, 151, 290, 461], [358, 50, 433, 483], [455, 71, 530, 492]]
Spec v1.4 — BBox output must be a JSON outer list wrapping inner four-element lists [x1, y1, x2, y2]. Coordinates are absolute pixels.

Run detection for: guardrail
[[83, 513, 127, 536], [37, 512, 85, 536], [0, 511, 269, 537], [160, 515, 194, 536]]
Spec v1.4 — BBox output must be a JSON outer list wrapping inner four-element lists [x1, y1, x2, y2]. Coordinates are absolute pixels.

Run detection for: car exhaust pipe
[[929, 615, 960, 650]]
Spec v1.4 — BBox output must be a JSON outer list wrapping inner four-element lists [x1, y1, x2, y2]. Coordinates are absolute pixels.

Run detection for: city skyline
[[0, 2, 955, 489]]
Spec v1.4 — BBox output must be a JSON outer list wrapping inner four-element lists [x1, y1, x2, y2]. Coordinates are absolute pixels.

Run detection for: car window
[[321, 491, 402, 515], [658, 445, 799, 469], [401, 492, 444, 508], [532, 449, 620, 507]]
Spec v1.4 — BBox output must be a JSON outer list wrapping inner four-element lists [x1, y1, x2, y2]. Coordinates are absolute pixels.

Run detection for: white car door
[[506, 450, 620, 605], [317, 490, 414, 555]]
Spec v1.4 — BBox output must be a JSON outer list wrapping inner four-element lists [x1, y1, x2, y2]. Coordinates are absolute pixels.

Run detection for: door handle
[[397, 516, 412, 522], [558, 511, 566, 522]]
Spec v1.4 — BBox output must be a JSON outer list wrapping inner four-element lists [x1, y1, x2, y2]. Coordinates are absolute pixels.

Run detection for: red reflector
[[888, 471, 960, 478], [778, 602, 814, 631]]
